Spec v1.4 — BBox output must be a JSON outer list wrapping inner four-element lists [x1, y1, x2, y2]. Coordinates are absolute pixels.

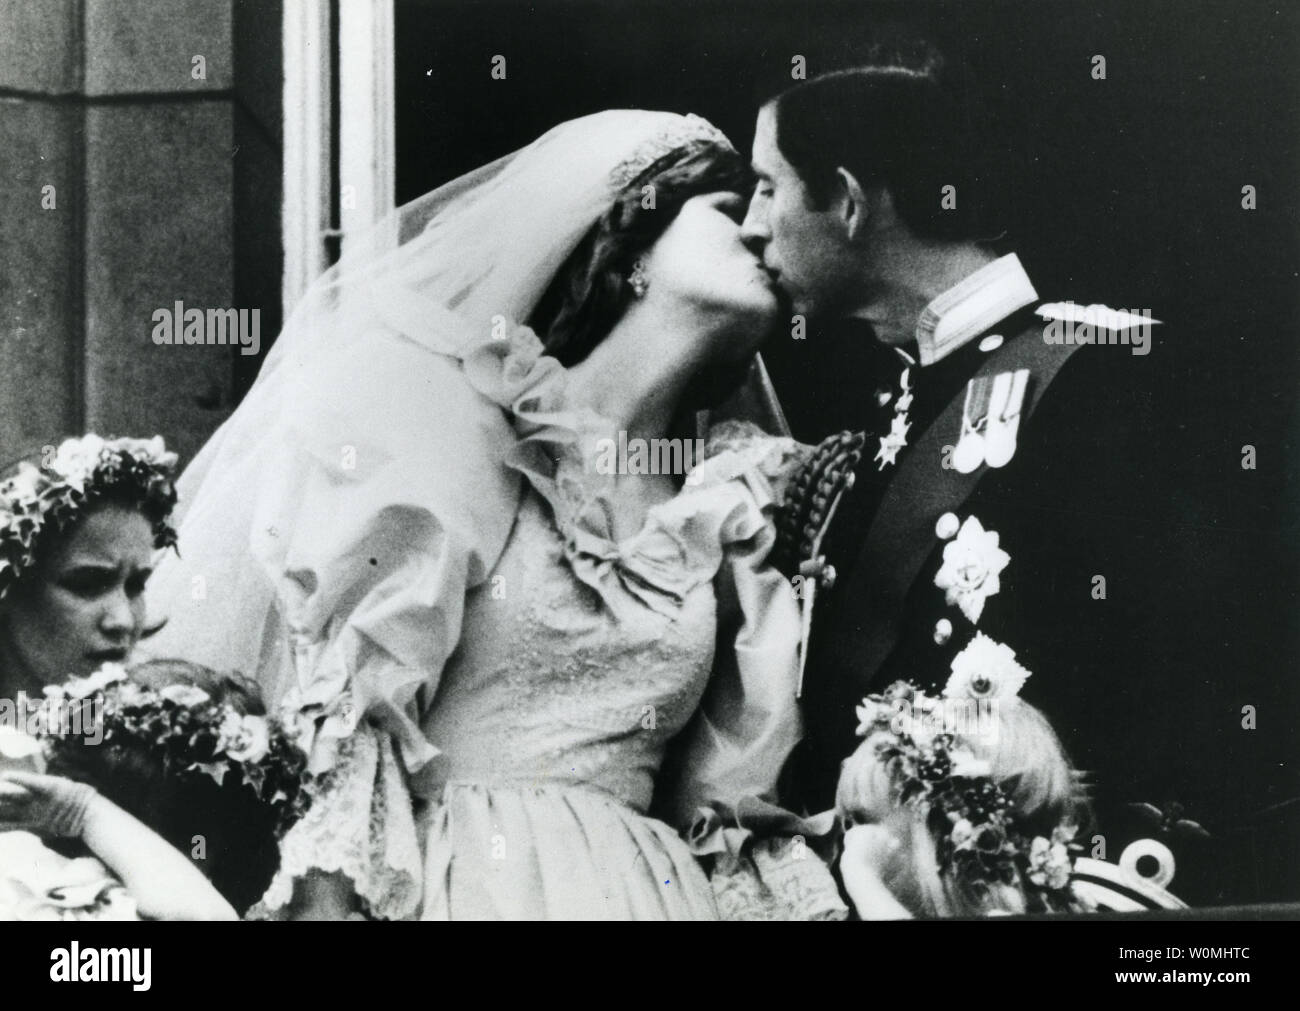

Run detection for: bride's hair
[[45, 660, 282, 915], [531, 141, 749, 366], [841, 697, 1091, 917]]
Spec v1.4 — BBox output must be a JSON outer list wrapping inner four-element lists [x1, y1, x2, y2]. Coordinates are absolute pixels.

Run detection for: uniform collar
[[913, 253, 1038, 366]]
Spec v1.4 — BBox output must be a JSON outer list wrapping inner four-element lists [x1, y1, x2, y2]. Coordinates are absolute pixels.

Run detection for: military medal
[[952, 375, 991, 474], [953, 369, 1030, 473], [874, 367, 913, 470], [984, 368, 1030, 469]]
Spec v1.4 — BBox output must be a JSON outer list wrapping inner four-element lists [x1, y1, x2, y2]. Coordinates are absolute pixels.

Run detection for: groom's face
[[742, 105, 856, 321]]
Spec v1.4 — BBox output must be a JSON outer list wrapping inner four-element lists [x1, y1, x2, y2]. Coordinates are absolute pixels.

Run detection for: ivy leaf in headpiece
[[189, 760, 231, 788]]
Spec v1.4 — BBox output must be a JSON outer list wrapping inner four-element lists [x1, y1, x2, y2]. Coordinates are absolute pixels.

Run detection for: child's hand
[[0, 771, 97, 838], [842, 823, 900, 875], [840, 824, 913, 920]]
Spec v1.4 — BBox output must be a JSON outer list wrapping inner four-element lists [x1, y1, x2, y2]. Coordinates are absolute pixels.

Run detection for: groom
[[739, 58, 1222, 896]]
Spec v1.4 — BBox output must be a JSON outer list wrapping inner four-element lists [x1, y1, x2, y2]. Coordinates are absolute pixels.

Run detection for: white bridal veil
[[145, 110, 789, 771]]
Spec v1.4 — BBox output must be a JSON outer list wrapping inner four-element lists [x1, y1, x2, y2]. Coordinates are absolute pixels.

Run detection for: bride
[[145, 111, 814, 919]]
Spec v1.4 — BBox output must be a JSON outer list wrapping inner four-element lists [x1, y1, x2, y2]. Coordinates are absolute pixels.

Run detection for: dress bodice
[[248, 324, 813, 919], [421, 489, 718, 813]]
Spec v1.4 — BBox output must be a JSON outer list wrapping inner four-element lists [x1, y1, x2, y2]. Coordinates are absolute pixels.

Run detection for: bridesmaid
[[0, 434, 178, 698], [2, 659, 310, 920]]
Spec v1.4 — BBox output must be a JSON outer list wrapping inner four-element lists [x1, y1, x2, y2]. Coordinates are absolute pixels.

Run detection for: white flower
[[216, 710, 245, 750], [5, 465, 44, 509], [947, 745, 993, 780], [933, 515, 1010, 624], [50, 435, 106, 491], [946, 631, 1031, 701], [854, 698, 894, 736], [112, 682, 149, 707], [950, 818, 976, 850], [112, 435, 177, 470], [224, 714, 270, 764], [1027, 833, 1074, 890], [158, 684, 211, 708], [62, 662, 129, 700]]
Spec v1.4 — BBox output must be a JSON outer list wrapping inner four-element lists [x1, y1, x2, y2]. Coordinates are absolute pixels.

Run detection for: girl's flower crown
[[0, 434, 180, 600], [37, 664, 314, 835], [854, 664, 1082, 912]]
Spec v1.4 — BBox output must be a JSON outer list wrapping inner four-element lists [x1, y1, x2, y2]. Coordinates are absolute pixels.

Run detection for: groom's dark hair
[[766, 45, 996, 242]]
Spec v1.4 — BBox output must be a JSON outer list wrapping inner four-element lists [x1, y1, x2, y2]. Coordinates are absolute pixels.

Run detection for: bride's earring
[[627, 258, 649, 298]]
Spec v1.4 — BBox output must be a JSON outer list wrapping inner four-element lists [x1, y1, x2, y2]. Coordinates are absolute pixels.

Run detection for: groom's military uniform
[[780, 253, 1236, 903]]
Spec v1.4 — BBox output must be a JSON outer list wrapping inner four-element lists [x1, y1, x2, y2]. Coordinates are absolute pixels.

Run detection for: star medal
[[874, 367, 913, 470]]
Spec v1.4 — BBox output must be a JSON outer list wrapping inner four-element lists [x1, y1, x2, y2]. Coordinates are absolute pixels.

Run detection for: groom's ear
[[833, 167, 873, 243]]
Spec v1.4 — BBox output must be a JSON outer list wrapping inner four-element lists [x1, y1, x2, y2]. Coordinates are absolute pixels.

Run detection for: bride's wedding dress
[[145, 111, 807, 919], [255, 331, 807, 919]]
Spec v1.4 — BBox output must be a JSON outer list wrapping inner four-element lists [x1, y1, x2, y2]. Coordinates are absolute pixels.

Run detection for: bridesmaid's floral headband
[[37, 664, 314, 835], [0, 434, 179, 601], [854, 663, 1080, 910]]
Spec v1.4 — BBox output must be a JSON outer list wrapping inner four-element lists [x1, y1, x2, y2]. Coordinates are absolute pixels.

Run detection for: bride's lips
[[752, 260, 779, 287], [86, 647, 128, 663]]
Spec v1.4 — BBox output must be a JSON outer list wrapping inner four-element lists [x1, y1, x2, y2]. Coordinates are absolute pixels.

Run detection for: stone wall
[[0, 0, 281, 468]]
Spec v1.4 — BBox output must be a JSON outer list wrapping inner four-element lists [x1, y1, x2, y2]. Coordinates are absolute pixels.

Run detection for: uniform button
[[935, 512, 960, 540], [979, 334, 1004, 352], [933, 618, 953, 645]]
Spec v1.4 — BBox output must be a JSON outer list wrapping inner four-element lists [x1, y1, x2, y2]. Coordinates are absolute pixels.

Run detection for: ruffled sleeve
[[655, 422, 809, 830], [241, 324, 553, 916], [647, 424, 853, 920], [253, 329, 524, 774], [247, 727, 422, 920]]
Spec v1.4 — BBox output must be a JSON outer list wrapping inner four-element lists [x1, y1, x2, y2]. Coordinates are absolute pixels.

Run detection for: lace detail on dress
[[692, 420, 810, 501], [710, 836, 849, 922], [703, 419, 778, 459], [248, 726, 422, 921]]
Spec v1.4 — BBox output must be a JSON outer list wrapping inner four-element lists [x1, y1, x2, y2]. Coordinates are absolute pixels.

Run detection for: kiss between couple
[[140, 60, 1149, 919]]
